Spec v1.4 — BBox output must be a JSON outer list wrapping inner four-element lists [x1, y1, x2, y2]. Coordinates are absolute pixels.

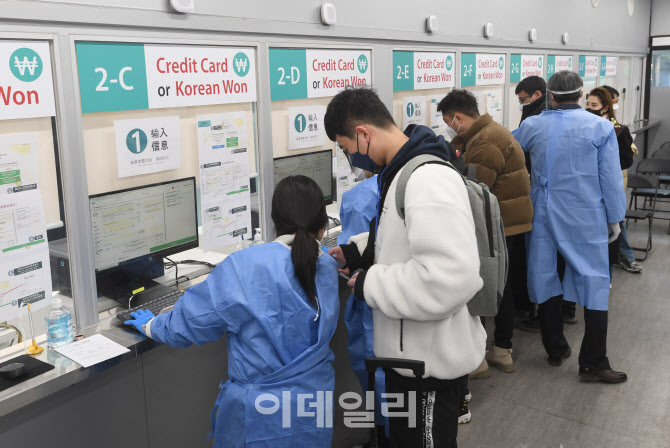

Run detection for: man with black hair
[[325, 87, 485, 447], [516, 75, 550, 125], [513, 71, 628, 383], [438, 89, 533, 378], [602, 85, 620, 109]]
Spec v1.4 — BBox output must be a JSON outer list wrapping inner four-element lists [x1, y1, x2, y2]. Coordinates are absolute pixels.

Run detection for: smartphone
[[336, 258, 347, 270]]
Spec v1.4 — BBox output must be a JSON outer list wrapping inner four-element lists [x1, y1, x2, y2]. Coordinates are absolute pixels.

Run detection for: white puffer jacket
[[351, 163, 486, 380]]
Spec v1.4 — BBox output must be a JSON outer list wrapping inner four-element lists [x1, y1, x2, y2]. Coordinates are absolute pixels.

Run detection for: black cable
[[164, 256, 178, 289]]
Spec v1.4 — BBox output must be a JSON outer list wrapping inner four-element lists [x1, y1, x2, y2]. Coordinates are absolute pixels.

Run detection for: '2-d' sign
[[269, 48, 372, 101], [0, 41, 56, 120], [76, 42, 257, 113], [393, 51, 455, 92]]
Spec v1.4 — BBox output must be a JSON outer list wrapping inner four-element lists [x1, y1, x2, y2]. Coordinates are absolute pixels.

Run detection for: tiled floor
[[458, 219, 670, 448]]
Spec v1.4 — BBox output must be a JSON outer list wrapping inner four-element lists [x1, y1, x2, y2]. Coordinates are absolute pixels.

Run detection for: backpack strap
[[395, 154, 459, 221]]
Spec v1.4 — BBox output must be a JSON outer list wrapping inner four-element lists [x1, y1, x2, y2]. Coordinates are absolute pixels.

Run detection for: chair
[[651, 149, 670, 188], [625, 174, 658, 261], [661, 141, 670, 151], [632, 159, 670, 234]]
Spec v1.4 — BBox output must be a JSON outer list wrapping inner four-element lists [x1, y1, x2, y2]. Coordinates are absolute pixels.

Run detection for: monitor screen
[[89, 178, 199, 272], [273, 150, 333, 204]]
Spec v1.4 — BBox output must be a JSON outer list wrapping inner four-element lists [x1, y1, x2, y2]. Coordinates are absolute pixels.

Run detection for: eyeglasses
[[518, 95, 532, 104]]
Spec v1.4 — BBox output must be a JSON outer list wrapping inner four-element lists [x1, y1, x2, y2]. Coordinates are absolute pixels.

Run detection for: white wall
[[651, 0, 670, 36], [1, 0, 652, 53]]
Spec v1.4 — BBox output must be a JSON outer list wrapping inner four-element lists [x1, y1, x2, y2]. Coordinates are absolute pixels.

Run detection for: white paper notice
[[402, 96, 426, 129], [486, 90, 504, 124], [196, 112, 252, 250], [430, 96, 450, 140], [0, 247, 52, 322], [288, 106, 326, 150], [0, 189, 47, 253], [114, 116, 181, 178], [0, 133, 40, 196], [54, 334, 131, 368]]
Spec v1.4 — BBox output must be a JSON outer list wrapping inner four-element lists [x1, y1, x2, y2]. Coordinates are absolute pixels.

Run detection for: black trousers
[[491, 233, 528, 349], [384, 368, 468, 448], [538, 296, 610, 370]]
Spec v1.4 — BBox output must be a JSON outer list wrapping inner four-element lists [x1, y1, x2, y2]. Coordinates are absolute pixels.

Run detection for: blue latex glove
[[124, 309, 155, 336]]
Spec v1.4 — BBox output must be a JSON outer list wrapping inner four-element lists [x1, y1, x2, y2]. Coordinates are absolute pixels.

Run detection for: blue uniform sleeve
[[512, 124, 529, 152], [148, 260, 251, 348], [597, 127, 627, 223], [337, 187, 378, 245]]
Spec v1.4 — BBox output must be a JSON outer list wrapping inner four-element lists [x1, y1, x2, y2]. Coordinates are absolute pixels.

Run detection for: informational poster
[[196, 112, 251, 250], [0, 133, 40, 196], [0, 40, 56, 120], [114, 116, 181, 178], [402, 96, 426, 129], [486, 90, 504, 124], [269, 48, 372, 101], [0, 190, 47, 253], [461, 53, 506, 87], [510, 54, 543, 83], [0, 248, 52, 322], [546, 55, 573, 80], [601, 56, 617, 77], [288, 105, 326, 150], [393, 51, 455, 91], [430, 96, 450, 140], [76, 42, 257, 113], [579, 56, 599, 79]]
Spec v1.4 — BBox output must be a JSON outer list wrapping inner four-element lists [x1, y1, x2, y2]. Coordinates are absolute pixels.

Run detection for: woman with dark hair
[[586, 87, 640, 278], [125, 175, 339, 448]]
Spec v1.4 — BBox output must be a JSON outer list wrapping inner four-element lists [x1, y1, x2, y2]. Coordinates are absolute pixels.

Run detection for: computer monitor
[[273, 150, 333, 204], [89, 177, 198, 300]]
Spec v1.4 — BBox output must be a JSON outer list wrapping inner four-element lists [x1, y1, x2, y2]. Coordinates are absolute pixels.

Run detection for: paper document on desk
[[54, 334, 130, 368]]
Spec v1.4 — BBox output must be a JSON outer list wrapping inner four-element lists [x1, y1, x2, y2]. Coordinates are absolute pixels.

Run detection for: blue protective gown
[[337, 176, 388, 433], [149, 241, 339, 448], [513, 107, 626, 311]]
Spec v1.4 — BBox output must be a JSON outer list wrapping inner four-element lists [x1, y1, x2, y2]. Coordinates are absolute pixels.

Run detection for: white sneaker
[[464, 391, 472, 403], [458, 401, 471, 424]]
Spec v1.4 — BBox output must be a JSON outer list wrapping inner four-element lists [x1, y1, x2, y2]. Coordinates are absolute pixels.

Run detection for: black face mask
[[586, 108, 605, 116]]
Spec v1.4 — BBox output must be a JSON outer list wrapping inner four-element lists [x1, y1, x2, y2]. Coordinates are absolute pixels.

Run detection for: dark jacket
[[451, 114, 533, 236], [520, 94, 551, 125]]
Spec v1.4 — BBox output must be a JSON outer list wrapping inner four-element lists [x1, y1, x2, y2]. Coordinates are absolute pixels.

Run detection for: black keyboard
[[322, 230, 342, 249], [116, 290, 185, 322]]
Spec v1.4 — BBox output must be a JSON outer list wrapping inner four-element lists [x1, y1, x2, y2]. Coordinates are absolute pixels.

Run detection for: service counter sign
[[510, 54, 543, 83], [461, 53, 506, 87], [75, 42, 256, 113], [393, 51, 455, 92], [0, 41, 55, 120], [546, 55, 573, 80], [601, 56, 617, 77], [269, 48, 371, 101], [578, 56, 599, 80]]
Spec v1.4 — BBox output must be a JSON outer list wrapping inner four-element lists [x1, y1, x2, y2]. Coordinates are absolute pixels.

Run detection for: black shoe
[[563, 314, 578, 325], [515, 315, 542, 333], [615, 258, 643, 273], [458, 401, 471, 424], [579, 366, 628, 383], [548, 347, 572, 366]]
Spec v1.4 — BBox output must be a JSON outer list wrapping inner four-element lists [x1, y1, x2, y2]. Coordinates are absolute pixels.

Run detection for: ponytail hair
[[271, 176, 328, 306]]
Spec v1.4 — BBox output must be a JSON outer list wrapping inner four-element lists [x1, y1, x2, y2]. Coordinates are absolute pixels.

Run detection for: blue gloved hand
[[124, 309, 155, 336]]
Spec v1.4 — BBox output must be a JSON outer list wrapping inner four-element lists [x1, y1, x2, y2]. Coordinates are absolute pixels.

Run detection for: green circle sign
[[294, 114, 306, 133], [446, 56, 453, 71], [498, 57, 505, 70], [233, 52, 250, 77], [357, 54, 369, 74], [9, 48, 43, 82], [126, 129, 148, 154], [406, 102, 414, 117], [538, 57, 543, 69]]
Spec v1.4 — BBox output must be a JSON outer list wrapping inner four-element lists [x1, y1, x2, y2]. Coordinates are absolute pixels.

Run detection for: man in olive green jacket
[[438, 89, 533, 377]]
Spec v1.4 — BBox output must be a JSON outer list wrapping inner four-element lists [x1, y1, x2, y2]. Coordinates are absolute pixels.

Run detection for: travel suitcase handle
[[365, 357, 425, 378]]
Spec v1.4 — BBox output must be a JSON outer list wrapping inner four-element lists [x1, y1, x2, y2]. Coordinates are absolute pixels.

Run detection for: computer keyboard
[[322, 230, 342, 249], [116, 290, 185, 323]]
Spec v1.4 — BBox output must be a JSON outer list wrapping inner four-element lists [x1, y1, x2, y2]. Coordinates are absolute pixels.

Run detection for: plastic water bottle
[[45, 298, 74, 348], [249, 228, 265, 247]]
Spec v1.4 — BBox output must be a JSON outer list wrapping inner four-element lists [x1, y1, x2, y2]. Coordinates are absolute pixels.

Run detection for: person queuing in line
[[438, 89, 533, 378], [513, 75, 553, 333], [125, 176, 340, 448], [513, 70, 627, 383], [337, 169, 390, 447], [325, 87, 485, 447], [516, 75, 551, 126], [586, 87, 637, 282], [600, 85, 644, 274]]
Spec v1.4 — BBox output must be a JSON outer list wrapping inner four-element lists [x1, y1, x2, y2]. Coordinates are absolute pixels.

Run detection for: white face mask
[[444, 115, 461, 141], [518, 103, 528, 112], [613, 104, 619, 110]]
